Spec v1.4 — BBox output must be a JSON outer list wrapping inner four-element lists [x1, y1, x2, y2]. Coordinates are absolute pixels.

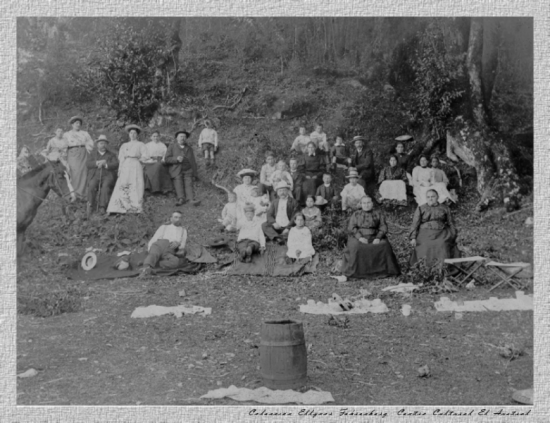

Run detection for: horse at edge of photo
[[16, 156, 76, 257]]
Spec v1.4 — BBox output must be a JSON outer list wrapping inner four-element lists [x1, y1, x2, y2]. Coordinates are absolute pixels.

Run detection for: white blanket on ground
[[201, 385, 334, 405], [300, 298, 389, 315], [379, 180, 407, 201], [131, 305, 212, 318], [434, 291, 532, 312]]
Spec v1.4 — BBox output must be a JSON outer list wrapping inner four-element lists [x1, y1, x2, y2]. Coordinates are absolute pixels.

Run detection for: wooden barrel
[[260, 320, 307, 390]]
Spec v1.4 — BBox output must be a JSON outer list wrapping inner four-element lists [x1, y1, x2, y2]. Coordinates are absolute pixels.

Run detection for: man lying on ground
[[139, 210, 187, 277]]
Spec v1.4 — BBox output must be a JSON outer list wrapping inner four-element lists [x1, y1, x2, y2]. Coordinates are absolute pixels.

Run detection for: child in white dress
[[218, 192, 238, 232], [286, 213, 315, 262]]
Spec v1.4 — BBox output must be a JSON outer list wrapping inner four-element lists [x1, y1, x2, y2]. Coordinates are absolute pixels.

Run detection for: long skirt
[[409, 227, 460, 267], [67, 147, 89, 198], [143, 162, 173, 193], [340, 236, 401, 279], [107, 158, 144, 214], [379, 180, 407, 201]]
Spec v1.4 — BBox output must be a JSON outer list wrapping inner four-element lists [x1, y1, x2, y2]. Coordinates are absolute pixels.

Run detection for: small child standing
[[330, 136, 349, 169], [286, 213, 315, 263], [198, 119, 219, 167], [302, 195, 322, 233], [236, 203, 266, 262], [259, 152, 277, 197], [218, 192, 238, 232], [310, 124, 330, 153]]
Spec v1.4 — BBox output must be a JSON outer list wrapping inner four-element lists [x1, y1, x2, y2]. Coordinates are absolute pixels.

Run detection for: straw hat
[[81, 251, 98, 271], [352, 136, 366, 143], [96, 134, 109, 144], [346, 168, 360, 179], [315, 196, 328, 206], [274, 181, 290, 191], [125, 124, 142, 134], [69, 115, 83, 125], [237, 169, 257, 178], [395, 134, 413, 142]]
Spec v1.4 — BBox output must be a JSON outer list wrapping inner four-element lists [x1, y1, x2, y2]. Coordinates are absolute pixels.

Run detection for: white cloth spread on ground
[[148, 224, 187, 250], [131, 304, 212, 318], [382, 283, 421, 293], [434, 291, 533, 312], [200, 385, 334, 405], [275, 197, 290, 227], [300, 298, 389, 315]]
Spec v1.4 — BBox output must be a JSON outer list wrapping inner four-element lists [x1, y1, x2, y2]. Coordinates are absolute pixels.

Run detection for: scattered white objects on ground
[[434, 291, 532, 312], [330, 275, 347, 283], [200, 385, 334, 405], [17, 369, 38, 378], [85, 247, 103, 253], [131, 305, 212, 319], [401, 304, 411, 316], [300, 298, 389, 315], [382, 283, 421, 293]]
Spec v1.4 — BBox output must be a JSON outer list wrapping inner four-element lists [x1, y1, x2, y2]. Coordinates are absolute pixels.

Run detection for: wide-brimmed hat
[[175, 130, 190, 139], [315, 196, 328, 206], [69, 115, 83, 125], [96, 134, 109, 144], [352, 136, 366, 143], [237, 169, 257, 178], [275, 181, 290, 191], [395, 134, 413, 142], [346, 169, 360, 179], [125, 124, 142, 134]]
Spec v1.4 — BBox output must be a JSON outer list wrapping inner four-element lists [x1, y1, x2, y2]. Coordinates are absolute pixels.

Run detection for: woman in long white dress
[[64, 116, 94, 199], [107, 125, 149, 214], [233, 169, 258, 223], [411, 155, 433, 206], [429, 157, 454, 204]]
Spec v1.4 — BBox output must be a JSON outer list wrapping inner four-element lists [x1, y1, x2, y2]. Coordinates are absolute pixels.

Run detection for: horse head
[[46, 158, 76, 203]]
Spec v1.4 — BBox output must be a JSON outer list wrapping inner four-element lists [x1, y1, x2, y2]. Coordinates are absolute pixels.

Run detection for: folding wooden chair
[[444, 256, 487, 287], [485, 261, 532, 292]]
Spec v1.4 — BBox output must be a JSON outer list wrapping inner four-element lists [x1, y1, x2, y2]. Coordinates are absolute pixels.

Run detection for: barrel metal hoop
[[261, 372, 308, 381], [261, 341, 304, 347]]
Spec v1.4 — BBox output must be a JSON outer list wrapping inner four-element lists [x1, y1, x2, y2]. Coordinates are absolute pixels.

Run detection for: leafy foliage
[[408, 21, 466, 138], [18, 287, 83, 317], [72, 21, 170, 123]]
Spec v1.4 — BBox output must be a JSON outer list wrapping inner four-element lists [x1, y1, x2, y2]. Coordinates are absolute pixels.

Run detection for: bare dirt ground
[[16, 154, 533, 405]]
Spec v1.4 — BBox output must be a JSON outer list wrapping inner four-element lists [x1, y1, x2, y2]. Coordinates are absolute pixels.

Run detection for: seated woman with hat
[[262, 181, 299, 244], [341, 168, 366, 212], [86, 134, 119, 214], [339, 195, 401, 279], [376, 155, 408, 207], [233, 168, 259, 222]]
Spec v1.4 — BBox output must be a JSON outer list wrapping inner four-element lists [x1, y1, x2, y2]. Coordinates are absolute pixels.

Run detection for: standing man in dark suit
[[350, 135, 375, 194], [164, 130, 201, 206], [262, 181, 300, 244], [86, 134, 118, 214]]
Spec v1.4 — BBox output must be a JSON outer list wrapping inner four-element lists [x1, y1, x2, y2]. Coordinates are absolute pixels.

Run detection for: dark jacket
[[86, 149, 118, 181], [266, 197, 299, 229], [351, 148, 375, 180], [164, 142, 198, 179], [316, 184, 337, 200]]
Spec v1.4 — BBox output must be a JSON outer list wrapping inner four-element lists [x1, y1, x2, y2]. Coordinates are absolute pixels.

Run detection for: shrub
[[18, 287, 84, 317]]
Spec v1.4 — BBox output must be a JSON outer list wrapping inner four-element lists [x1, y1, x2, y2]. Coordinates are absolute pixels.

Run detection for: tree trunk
[[446, 18, 522, 212]]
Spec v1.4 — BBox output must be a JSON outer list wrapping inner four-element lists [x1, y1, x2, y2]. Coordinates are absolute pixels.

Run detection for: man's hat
[[175, 130, 190, 139], [125, 124, 142, 134], [275, 181, 290, 191], [68, 115, 83, 125], [395, 134, 413, 142], [346, 168, 360, 179], [96, 134, 109, 144], [315, 196, 328, 206], [352, 135, 367, 143]]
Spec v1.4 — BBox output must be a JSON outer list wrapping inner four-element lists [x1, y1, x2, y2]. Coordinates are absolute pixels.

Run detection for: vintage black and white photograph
[[16, 17, 534, 407]]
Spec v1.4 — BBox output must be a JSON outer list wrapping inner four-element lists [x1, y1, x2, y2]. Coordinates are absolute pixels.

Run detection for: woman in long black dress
[[339, 195, 401, 279], [409, 189, 460, 266]]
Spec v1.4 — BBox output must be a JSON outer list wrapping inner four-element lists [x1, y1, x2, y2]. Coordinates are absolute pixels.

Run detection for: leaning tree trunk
[[446, 17, 521, 212]]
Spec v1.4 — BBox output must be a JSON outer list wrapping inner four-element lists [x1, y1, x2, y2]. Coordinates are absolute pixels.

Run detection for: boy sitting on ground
[[218, 192, 238, 232], [286, 213, 315, 264], [139, 211, 187, 277], [315, 173, 340, 209], [236, 203, 266, 262], [341, 168, 366, 212]]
